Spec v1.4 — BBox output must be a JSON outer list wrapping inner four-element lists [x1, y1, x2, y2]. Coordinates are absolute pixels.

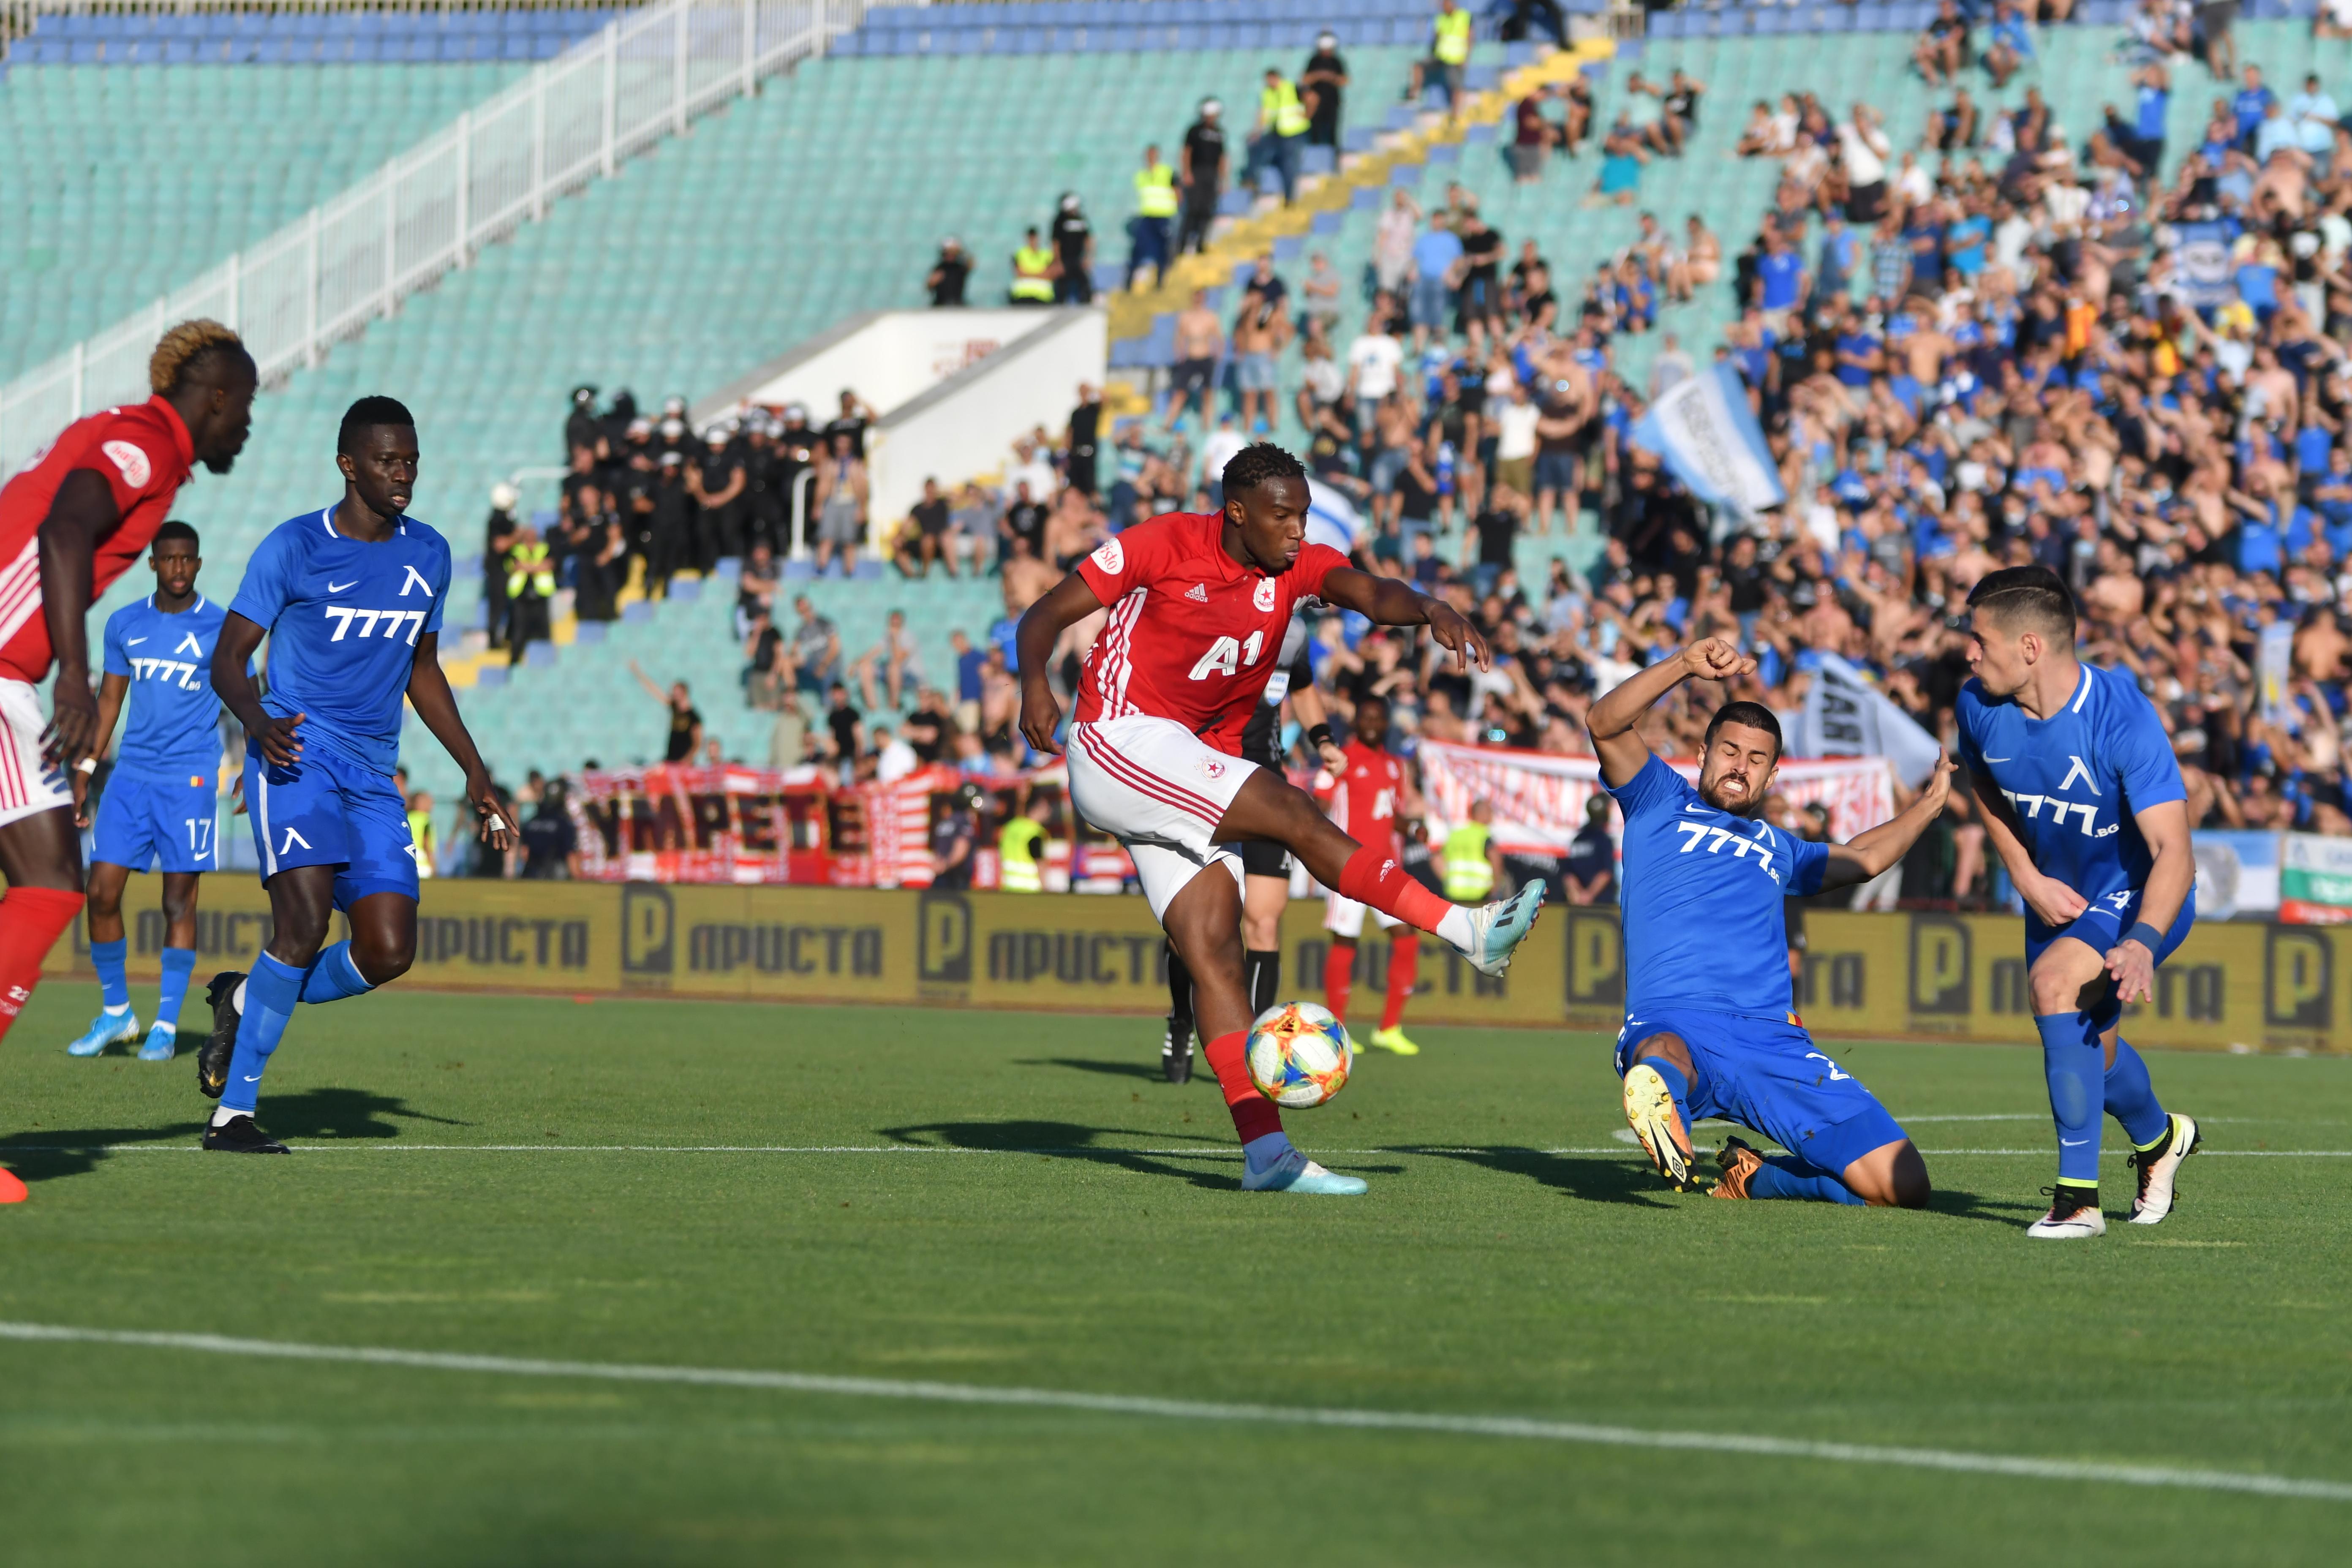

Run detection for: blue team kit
[[92, 594, 238, 875], [229, 506, 449, 907], [1606, 753, 1907, 1172], [1955, 663, 2195, 1020]]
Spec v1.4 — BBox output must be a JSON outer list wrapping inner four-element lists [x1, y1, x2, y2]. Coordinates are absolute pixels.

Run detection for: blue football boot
[[1462, 881, 1547, 978], [1241, 1145, 1367, 1196], [137, 1022, 179, 1062], [66, 1008, 142, 1058]]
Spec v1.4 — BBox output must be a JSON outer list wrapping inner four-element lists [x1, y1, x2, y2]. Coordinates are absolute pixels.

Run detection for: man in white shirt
[[1492, 377, 1541, 499], [1200, 413, 1248, 498], [1345, 314, 1405, 442], [2287, 74, 2341, 157]]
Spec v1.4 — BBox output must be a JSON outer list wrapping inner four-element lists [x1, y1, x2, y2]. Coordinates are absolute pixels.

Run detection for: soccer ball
[[1245, 1002, 1355, 1109]]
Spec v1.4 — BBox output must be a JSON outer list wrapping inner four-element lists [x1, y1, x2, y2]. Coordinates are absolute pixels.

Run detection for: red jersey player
[[0, 321, 256, 1203], [1319, 694, 1424, 1057], [1018, 444, 1545, 1196]]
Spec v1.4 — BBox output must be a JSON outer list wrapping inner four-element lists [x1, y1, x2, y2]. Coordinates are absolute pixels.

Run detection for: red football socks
[[1323, 939, 1356, 1024], [1337, 845, 1452, 934], [1202, 1029, 1283, 1145], [0, 886, 84, 1048], [1380, 933, 1418, 1032]]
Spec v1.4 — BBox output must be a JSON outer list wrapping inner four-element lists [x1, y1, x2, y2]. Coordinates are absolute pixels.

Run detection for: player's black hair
[[338, 395, 417, 455], [152, 520, 199, 551], [1221, 441, 1308, 498], [1966, 564, 2078, 641], [1703, 700, 1783, 762]]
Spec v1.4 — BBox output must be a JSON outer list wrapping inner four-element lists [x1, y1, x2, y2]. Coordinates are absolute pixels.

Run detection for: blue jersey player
[[64, 521, 237, 1062], [1957, 566, 2201, 1240], [193, 396, 515, 1154], [1588, 637, 1957, 1208]]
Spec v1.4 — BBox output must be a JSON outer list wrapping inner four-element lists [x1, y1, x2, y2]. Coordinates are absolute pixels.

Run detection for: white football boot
[[2026, 1186, 2107, 1240], [2127, 1113, 2201, 1225]]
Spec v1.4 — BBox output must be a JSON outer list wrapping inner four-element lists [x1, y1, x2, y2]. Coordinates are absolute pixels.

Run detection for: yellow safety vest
[[1135, 163, 1179, 218], [506, 541, 554, 600], [1442, 822, 1494, 901], [1262, 78, 1310, 139], [1011, 245, 1056, 301], [1433, 8, 1472, 65], [406, 809, 437, 879], [998, 817, 1046, 892]]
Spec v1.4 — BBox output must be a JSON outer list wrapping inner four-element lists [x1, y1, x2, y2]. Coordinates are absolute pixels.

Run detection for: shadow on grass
[[0, 1087, 470, 1186], [877, 1118, 1405, 1192], [1922, 1187, 2042, 1227], [1399, 1146, 1682, 1208], [1015, 1057, 1169, 1082]]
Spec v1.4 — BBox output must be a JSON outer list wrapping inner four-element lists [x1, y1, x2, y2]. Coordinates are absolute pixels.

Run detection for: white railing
[[0, 0, 863, 476]]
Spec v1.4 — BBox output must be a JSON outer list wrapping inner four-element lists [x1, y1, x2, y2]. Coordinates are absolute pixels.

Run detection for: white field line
[[0, 1321, 2343, 1504], [4, 1143, 2351, 1157]]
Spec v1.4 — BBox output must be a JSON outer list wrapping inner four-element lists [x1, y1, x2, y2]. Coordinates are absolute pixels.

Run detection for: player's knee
[[2027, 965, 2084, 1015]]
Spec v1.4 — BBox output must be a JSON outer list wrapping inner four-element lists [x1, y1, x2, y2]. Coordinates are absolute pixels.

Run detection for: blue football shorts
[[1616, 1006, 1910, 1176], [2026, 888, 2196, 1028], [91, 766, 219, 874], [242, 743, 419, 908]]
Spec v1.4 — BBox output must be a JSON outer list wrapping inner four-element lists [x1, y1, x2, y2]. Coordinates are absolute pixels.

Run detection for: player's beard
[[1698, 769, 1767, 819], [201, 451, 238, 476]]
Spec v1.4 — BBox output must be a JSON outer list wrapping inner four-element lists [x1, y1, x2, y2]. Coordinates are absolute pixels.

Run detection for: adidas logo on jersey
[[1186, 584, 1209, 602]]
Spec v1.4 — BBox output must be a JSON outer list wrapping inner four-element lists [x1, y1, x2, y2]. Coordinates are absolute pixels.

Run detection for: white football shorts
[[1323, 889, 1404, 939], [1065, 713, 1258, 920], [0, 678, 74, 830]]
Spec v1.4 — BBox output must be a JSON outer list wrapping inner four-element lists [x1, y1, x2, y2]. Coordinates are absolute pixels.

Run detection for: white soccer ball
[[1245, 1002, 1355, 1109]]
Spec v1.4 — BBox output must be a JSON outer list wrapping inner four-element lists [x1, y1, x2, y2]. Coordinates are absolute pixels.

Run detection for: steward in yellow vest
[[1010, 227, 1056, 304], [998, 814, 1048, 892], [1126, 144, 1178, 291]]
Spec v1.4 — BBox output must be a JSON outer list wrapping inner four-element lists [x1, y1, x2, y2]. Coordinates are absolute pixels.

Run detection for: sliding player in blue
[[1956, 566, 2200, 1240], [64, 521, 236, 1062], [195, 396, 514, 1153], [1589, 637, 1956, 1208]]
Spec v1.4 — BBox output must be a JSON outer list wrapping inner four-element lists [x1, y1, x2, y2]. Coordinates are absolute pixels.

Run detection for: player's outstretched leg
[[1163, 868, 1363, 1196], [1620, 1033, 1698, 1191], [1215, 770, 1545, 977], [1714, 1135, 1929, 1207], [2104, 1032, 2199, 1224]]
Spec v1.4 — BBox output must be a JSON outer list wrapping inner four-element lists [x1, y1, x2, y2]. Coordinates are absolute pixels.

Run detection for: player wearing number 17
[[193, 397, 517, 1154], [1018, 444, 1546, 1196]]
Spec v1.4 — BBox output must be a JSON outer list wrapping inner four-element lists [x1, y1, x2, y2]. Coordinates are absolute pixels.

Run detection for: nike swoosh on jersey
[[1982, 756, 2013, 762], [125, 636, 147, 645], [328, 580, 359, 593], [1683, 803, 1711, 813]]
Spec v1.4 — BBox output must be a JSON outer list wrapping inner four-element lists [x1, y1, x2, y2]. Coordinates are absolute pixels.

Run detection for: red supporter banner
[[1416, 741, 1897, 852]]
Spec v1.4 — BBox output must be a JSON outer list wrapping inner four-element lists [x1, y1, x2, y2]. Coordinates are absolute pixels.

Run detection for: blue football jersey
[[228, 507, 450, 776], [101, 594, 231, 777], [1954, 663, 2185, 911], [1608, 753, 1829, 1020]]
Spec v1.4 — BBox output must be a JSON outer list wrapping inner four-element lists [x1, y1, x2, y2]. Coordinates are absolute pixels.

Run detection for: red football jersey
[[1074, 511, 1349, 757], [1325, 739, 1404, 859], [0, 395, 196, 683]]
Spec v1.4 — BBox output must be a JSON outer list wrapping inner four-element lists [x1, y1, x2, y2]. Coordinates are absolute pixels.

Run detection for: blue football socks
[[300, 942, 375, 1007], [2103, 1037, 2170, 1149], [1749, 1153, 1866, 1205], [154, 946, 196, 1031], [2036, 1011, 2104, 1187], [91, 938, 129, 1013], [219, 953, 303, 1117]]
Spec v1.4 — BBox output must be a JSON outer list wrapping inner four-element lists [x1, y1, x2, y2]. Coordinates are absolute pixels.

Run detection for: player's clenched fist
[[1679, 637, 1754, 682], [1019, 678, 1064, 757]]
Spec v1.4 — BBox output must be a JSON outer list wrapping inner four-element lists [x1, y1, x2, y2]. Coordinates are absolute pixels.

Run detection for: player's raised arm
[[1584, 637, 1753, 788], [1818, 752, 1957, 889], [1315, 567, 1490, 674], [407, 632, 516, 849], [1015, 571, 1108, 755]]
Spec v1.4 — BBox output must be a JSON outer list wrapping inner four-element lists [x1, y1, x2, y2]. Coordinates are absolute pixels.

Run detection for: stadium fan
[[1017, 444, 1545, 1196], [64, 521, 239, 1065], [196, 396, 517, 1154], [0, 321, 256, 1200]]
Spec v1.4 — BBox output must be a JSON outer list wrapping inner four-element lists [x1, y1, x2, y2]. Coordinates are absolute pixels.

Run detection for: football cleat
[[196, 972, 243, 1100], [1712, 1136, 1764, 1200], [1161, 1014, 1194, 1084], [137, 1023, 178, 1063], [66, 1009, 142, 1058], [1622, 1062, 1697, 1190], [0, 1167, 26, 1204], [2127, 1113, 2201, 1225], [1364, 1026, 1421, 1056], [2027, 1185, 2106, 1239], [1463, 882, 1547, 978], [201, 1115, 287, 1154], [1241, 1148, 1367, 1195]]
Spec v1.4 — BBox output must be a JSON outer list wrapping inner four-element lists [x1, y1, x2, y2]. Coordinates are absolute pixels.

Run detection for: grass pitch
[[1, 984, 2348, 1567]]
